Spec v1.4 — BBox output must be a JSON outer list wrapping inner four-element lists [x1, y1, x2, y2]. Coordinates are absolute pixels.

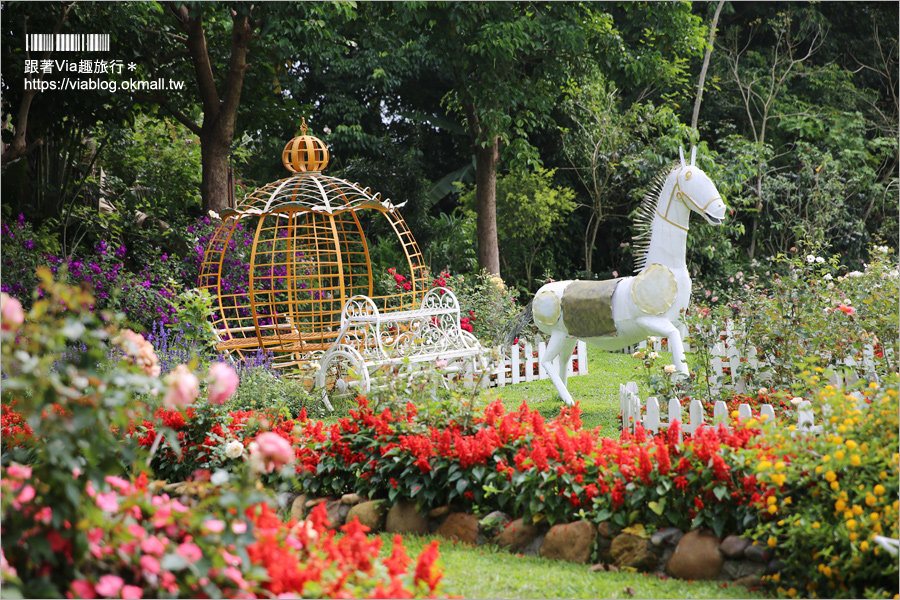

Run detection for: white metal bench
[[312, 287, 489, 410]]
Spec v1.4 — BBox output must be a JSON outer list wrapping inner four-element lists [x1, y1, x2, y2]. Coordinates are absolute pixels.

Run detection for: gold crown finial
[[282, 118, 329, 174]]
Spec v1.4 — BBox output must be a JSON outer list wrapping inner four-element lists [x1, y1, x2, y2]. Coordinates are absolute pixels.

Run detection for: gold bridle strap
[[656, 170, 721, 231]]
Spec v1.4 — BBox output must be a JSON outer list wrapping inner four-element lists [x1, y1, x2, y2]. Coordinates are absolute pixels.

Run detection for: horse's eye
[[684, 171, 692, 180]]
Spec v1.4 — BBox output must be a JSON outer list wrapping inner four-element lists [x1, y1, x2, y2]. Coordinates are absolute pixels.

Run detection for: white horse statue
[[505, 147, 727, 406]]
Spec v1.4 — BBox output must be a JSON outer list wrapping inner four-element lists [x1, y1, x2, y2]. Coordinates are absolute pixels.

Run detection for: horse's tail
[[501, 299, 533, 348]]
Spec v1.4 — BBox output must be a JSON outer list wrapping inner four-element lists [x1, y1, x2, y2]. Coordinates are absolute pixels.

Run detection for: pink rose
[[837, 303, 855, 316], [115, 329, 161, 377], [248, 432, 294, 474], [140, 536, 166, 555], [207, 362, 239, 405], [177, 541, 202, 563], [139, 554, 160, 575], [1, 293, 24, 331], [69, 580, 96, 599], [95, 491, 119, 512], [162, 364, 200, 409], [122, 585, 144, 599], [202, 519, 225, 533], [95, 574, 124, 598]]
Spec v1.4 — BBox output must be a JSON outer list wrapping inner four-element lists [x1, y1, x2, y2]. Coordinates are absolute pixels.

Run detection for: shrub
[[0, 273, 448, 599], [748, 374, 899, 599]]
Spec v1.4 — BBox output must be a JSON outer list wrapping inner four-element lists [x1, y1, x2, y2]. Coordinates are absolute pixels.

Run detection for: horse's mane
[[632, 162, 679, 273]]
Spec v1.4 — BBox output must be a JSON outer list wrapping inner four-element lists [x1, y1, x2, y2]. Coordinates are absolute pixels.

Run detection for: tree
[[461, 168, 575, 289]]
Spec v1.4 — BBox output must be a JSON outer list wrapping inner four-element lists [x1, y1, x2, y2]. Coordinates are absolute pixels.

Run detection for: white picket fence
[[619, 381, 869, 439], [627, 320, 881, 394], [489, 339, 588, 388]]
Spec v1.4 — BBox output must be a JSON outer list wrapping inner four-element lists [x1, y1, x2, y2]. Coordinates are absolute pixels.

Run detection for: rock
[[719, 535, 750, 559], [341, 493, 362, 506], [278, 492, 297, 510], [428, 505, 452, 518], [436, 513, 480, 544], [610, 533, 659, 572], [346, 500, 387, 532], [721, 559, 764, 581], [734, 574, 763, 588], [597, 521, 614, 539], [744, 543, 772, 564], [650, 527, 684, 548], [539, 520, 597, 564], [656, 546, 676, 573], [305, 497, 329, 509], [325, 499, 347, 529], [665, 529, 724, 581], [481, 511, 512, 534], [494, 518, 543, 553], [522, 533, 546, 557], [766, 559, 785, 575], [290, 494, 308, 520], [385, 500, 429, 535]]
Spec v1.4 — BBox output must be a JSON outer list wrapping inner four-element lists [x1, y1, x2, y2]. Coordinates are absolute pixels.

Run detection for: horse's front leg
[[542, 330, 576, 406], [636, 317, 689, 376]]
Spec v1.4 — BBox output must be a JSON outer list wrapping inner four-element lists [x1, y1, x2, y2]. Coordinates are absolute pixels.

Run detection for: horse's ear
[[690, 146, 697, 166], [679, 146, 686, 167]]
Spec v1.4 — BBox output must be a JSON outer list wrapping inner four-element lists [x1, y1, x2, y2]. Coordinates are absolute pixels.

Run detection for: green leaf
[[713, 485, 728, 501], [595, 508, 612, 522], [648, 499, 665, 516]]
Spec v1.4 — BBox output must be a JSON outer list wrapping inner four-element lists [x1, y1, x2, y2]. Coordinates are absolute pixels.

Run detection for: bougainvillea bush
[[0, 274, 448, 599]]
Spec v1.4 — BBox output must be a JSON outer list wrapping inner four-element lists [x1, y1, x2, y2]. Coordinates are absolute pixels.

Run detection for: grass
[[483, 344, 666, 433], [379, 534, 768, 600]]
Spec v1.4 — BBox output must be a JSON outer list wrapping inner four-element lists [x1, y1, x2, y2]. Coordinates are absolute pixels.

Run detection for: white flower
[[806, 255, 816, 263], [758, 387, 768, 396], [816, 257, 825, 264], [791, 397, 804, 405], [648, 336, 658, 343], [664, 364, 676, 375], [889, 270, 899, 278], [848, 271, 864, 277], [648, 351, 659, 360], [224, 440, 245, 459], [823, 273, 833, 280], [632, 351, 645, 359]]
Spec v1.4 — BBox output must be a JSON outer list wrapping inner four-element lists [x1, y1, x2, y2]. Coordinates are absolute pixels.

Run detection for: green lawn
[[481, 343, 665, 432], [380, 534, 768, 600]]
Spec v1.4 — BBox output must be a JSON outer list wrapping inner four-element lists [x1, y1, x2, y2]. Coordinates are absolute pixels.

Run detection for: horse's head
[[675, 147, 728, 226]]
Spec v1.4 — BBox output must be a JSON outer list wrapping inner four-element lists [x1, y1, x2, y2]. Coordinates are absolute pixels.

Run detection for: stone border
[[282, 492, 777, 588]]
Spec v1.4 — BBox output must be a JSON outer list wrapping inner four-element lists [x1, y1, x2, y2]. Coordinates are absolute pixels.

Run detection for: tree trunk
[[199, 128, 232, 214], [474, 140, 501, 275]]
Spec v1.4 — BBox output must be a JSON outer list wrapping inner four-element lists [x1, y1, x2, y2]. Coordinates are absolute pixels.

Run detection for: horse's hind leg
[[542, 330, 575, 406], [558, 337, 577, 388]]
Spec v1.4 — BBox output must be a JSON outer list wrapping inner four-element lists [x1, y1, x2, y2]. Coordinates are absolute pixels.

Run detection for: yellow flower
[[757, 460, 772, 471], [768, 536, 777, 548], [774, 461, 785, 471], [849, 532, 858, 541], [767, 496, 778, 505], [830, 480, 840, 491], [860, 540, 869, 551], [825, 471, 837, 482], [812, 521, 821, 529], [784, 496, 792, 505], [835, 499, 847, 512], [847, 519, 857, 530], [834, 450, 845, 460], [815, 465, 823, 474], [823, 455, 832, 462], [844, 510, 854, 519], [772, 473, 787, 486], [871, 512, 881, 521], [850, 454, 861, 467], [852, 504, 864, 516], [846, 439, 858, 450], [768, 504, 778, 514], [866, 494, 877, 507], [875, 484, 886, 495]]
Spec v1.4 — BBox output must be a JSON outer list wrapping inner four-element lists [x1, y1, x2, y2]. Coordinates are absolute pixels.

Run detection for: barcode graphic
[[26, 34, 109, 52]]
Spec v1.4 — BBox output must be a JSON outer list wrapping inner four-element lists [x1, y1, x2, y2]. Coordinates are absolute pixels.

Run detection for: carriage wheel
[[317, 350, 369, 410]]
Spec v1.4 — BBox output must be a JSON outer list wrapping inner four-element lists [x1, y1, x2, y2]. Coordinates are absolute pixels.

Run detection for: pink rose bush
[[1, 464, 446, 599], [0, 292, 24, 332]]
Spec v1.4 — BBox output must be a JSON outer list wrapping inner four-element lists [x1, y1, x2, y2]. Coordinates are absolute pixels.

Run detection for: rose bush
[[0, 273, 448, 599]]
